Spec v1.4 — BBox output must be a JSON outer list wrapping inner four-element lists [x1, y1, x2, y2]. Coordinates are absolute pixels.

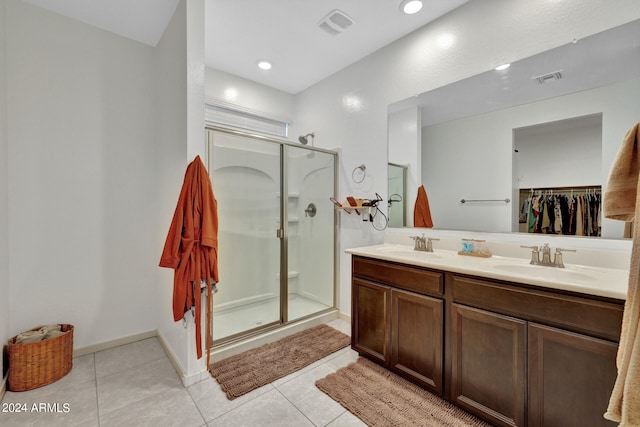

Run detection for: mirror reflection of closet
[[513, 113, 602, 237], [388, 163, 407, 227]]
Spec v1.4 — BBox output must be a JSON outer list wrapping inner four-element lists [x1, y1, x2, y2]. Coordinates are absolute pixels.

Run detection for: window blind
[[205, 102, 289, 137]]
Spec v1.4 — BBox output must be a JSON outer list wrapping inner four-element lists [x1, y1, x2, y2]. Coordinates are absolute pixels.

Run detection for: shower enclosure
[[206, 127, 337, 345]]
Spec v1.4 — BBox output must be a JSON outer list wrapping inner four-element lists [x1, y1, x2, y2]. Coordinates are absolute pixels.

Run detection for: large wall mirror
[[388, 18, 640, 239]]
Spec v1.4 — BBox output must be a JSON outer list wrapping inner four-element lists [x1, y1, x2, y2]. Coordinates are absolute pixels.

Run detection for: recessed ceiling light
[[495, 63, 511, 71], [400, 0, 423, 14], [257, 60, 272, 70]]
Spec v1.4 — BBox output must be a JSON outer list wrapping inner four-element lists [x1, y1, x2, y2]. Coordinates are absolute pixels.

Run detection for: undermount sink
[[487, 262, 595, 283]]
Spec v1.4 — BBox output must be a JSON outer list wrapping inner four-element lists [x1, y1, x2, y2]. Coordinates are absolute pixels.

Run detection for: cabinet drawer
[[452, 275, 623, 342], [352, 256, 443, 296]]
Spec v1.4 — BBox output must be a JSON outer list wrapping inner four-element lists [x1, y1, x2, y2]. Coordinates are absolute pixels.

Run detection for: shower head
[[298, 133, 315, 145]]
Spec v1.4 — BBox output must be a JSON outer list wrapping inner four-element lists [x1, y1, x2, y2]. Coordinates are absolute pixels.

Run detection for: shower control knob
[[304, 203, 317, 217]]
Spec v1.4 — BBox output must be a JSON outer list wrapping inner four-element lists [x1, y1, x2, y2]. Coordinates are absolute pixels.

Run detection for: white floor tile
[[0, 320, 359, 427], [187, 375, 274, 422], [100, 386, 204, 427], [324, 410, 368, 427], [323, 348, 359, 371], [276, 364, 347, 427], [325, 318, 351, 336], [206, 389, 314, 427], [0, 377, 99, 427], [97, 357, 182, 416], [94, 337, 166, 378]]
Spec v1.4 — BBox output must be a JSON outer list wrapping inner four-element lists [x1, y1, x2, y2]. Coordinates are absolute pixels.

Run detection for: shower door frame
[[205, 125, 339, 346]]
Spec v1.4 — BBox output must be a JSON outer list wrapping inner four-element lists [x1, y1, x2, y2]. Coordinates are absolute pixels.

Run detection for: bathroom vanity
[[347, 244, 626, 427]]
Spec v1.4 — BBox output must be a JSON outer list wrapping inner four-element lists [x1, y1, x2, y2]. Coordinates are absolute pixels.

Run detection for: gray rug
[[210, 324, 350, 399], [316, 357, 492, 427]]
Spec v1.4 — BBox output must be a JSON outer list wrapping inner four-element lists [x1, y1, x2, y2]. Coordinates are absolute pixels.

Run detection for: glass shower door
[[208, 130, 282, 342], [285, 145, 335, 322]]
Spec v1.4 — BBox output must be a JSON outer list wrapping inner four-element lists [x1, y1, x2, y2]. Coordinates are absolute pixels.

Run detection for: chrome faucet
[[552, 247, 577, 268], [521, 243, 576, 268], [409, 234, 439, 252], [426, 237, 440, 252], [410, 234, 426, 251]]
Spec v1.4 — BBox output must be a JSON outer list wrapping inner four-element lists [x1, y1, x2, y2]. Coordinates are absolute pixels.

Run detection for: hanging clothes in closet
[[519, 188, 601, 237]]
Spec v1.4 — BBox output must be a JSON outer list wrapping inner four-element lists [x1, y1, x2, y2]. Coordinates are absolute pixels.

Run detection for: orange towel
[[414, 185, 434, 228], [603, 122, 640, 425]]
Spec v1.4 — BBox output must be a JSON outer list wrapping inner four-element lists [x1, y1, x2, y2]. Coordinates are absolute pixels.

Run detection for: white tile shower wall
[[211, 144, 281, 311]]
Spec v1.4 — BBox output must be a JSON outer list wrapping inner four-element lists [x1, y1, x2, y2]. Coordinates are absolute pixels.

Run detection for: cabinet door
[[528, 323, 618, 427], [391, 289, 443, 394], [451, 304, 526, 427], [352, 278, 390, 365]]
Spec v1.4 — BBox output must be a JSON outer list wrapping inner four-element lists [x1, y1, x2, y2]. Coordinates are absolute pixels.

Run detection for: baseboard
[[73, 330, 157, 358], [155, 330, 210, 387], [180, 367, 212, 387], [337, 311, 351, 323]]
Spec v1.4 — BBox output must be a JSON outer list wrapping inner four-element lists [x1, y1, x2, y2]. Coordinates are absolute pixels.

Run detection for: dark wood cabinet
[[528, 323, 618, 427], [391, 288, 443, 393], [451, 303, 527, 427], [351, 278, 390, 364], [351, 255, 625, 427], [352, 257, 445, 394]]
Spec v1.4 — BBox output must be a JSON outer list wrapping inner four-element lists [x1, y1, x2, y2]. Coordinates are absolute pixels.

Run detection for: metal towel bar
[[460, 198, 510, 204]]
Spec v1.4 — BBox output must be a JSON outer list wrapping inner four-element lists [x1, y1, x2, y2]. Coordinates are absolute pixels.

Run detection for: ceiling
[[21, 0, 469, 94], [389, 17, 640, 126], [22, 0, 181, 47]]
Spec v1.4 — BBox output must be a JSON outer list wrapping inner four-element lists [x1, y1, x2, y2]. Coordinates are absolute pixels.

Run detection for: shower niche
[[206, 127, 338, 345]]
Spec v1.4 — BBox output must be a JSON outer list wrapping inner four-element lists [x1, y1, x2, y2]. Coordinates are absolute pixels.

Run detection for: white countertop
[[346, 244, 629, 300]]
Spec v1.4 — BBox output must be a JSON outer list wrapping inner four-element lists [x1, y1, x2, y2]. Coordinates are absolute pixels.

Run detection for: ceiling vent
[[319, 9, 354, 36], [532, 70, 564, 84]]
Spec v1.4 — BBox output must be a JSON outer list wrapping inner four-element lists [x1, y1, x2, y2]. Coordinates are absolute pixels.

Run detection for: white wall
[[292, 0, 640, 316], [154, 0, 192, 379], [6, 0, 159, 350], [5, 0, 207, 383], [205, 67, 294, 128], [155, 0, 212, 381], [422, 77, 640, 237], [514, 114, 602, 189], [0, 0, 9, 383]]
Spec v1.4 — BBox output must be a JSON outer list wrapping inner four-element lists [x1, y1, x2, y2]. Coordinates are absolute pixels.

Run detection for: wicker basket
[[8, 324, 74, 392]]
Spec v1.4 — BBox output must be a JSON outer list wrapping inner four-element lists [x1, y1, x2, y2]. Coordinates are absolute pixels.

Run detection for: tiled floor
[[0, 319, 365, 427]]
